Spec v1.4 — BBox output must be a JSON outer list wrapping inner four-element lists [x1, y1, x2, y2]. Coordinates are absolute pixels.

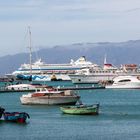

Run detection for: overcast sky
[[0, 0, 140, 56]]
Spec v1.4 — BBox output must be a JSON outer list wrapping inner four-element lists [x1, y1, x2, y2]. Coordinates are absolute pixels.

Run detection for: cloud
[[0, 0, 140, 56]]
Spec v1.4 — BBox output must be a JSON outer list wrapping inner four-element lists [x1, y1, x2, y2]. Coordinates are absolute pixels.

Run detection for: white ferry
[[69, 62, 140, 84]]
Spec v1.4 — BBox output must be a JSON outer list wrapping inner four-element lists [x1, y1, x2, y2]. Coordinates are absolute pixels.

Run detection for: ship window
[[118, 79, 131, 82]]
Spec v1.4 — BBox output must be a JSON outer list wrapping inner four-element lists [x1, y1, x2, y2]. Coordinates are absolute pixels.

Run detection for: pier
[[57, 86, 105, 91], [0, 86, 105, 93]]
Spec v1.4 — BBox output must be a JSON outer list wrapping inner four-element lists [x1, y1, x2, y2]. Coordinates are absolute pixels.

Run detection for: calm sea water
[[0, 81, 140, 140]]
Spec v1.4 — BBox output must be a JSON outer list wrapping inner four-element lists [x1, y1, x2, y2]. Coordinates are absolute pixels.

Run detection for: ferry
[[69, 62, 140, 84]]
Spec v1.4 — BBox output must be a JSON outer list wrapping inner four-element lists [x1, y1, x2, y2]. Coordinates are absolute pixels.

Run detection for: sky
[[0, 0, 140, 56]]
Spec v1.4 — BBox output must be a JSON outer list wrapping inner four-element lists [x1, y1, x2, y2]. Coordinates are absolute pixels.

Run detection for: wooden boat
[[20, 88, 80, 105], [0, 107, 30, 123], [60, 103, 99, 115], [3, 112, 30, 123]]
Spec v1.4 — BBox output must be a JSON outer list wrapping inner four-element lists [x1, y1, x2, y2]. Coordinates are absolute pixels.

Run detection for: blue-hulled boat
[[3, 112, 30, 123], [0, 107, 30, 123]]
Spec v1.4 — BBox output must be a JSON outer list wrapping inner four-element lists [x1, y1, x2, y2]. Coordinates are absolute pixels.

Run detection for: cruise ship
[[7, 28, 96, 81], [7, 56, 96, 81]]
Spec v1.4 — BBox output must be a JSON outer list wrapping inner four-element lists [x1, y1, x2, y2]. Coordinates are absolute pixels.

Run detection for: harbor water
[[0, 81, 140, 140]]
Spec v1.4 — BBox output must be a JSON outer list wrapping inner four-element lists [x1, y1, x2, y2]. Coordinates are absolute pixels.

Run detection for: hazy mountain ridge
[[1, 40, 140, 75]]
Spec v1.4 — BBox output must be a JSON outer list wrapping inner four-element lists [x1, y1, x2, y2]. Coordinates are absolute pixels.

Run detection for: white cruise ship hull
[[20, 96, 80, 105], [32, 74, 71, 81]]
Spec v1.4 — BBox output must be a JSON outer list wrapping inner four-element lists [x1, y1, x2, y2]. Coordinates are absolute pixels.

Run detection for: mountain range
[[1, 39, 140, 75]]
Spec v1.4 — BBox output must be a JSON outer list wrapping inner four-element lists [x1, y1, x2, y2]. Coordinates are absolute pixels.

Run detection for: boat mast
[[28, 26, 32, 76], [104, 54, 107, 64]]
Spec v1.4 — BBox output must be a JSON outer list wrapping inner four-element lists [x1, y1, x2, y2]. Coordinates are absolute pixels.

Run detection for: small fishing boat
[[60, 103, 99, 115], [0, 107, 30, 123], [3, 112, 30, 123]]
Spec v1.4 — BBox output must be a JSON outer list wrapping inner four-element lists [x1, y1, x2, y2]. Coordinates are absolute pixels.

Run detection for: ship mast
[[104, 54, 107, 64], [28, 26, 32, 77]]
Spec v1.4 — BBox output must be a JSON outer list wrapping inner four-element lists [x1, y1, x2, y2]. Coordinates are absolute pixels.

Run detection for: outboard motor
[[0, 107, 5, 118]]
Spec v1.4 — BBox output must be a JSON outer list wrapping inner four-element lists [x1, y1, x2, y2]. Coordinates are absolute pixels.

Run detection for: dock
[[0, 89, 36, 93], [58, 86, 105, 91], [0, 86, 105, 93]]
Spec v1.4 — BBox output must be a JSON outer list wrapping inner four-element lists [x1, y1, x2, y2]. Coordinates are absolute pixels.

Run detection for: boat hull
[[17, 74, 71, 81], [60, 104, 99, 115], [70, 73, 140, 84], [70, 74, 116, 84], [106, 82, 140, 89], [3, 112, 30, 123], [20, 96, 80, 105]]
